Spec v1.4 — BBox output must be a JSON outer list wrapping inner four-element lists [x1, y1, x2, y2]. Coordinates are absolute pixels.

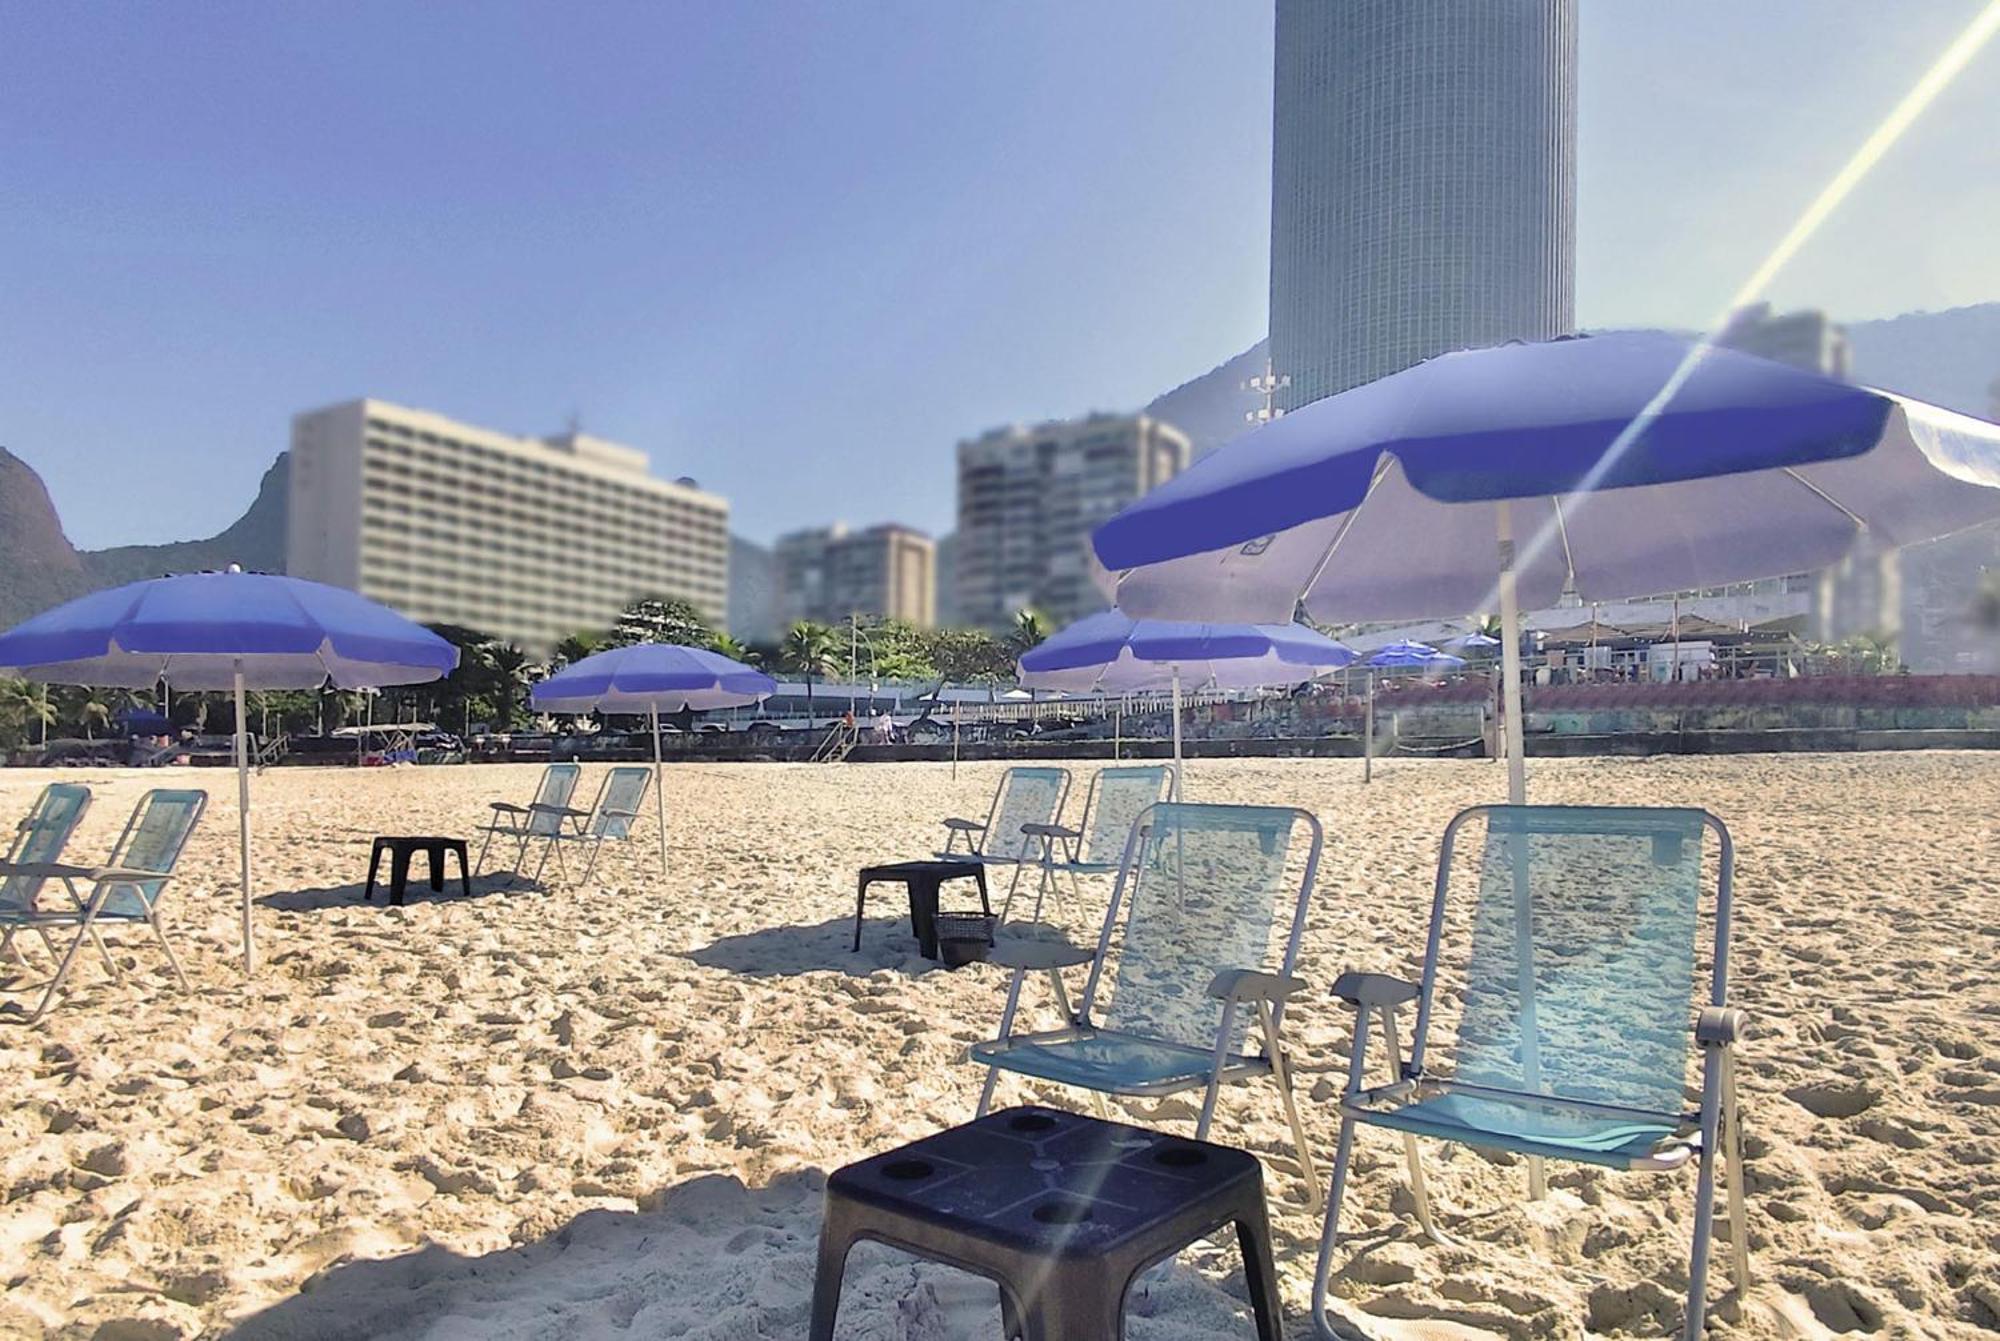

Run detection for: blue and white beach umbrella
[[531, 643, 775, 872], [1363, 639, 1465, 671], [1018, 609, 1353, 794], [1094, 332, 2000, 802], [0, 569, 459, 971]]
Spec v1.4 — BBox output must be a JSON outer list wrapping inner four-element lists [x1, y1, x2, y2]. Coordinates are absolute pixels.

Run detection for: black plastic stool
[[364, 835, 471, 906], [811, 1106, 1283, 1340], [854, 860, 992, 959]]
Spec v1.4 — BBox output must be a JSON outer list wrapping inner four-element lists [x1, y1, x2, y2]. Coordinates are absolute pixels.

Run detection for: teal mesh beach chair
[[475, 763, 582, 883], [971, 801, 1326, 1206], [1000, 764, 1173, 925], [938, 767, 1071, 865], [0, 789, 206, 1025], [1311, 805, 1747, 1341], [531, 766, 652, 886], [0, 783, 92, 963]]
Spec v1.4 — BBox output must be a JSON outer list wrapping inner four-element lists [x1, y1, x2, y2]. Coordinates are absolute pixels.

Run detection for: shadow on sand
[[255, 875, 546, 913], [685, 913, 957, 978], [220, 1165, 1271, 1340]]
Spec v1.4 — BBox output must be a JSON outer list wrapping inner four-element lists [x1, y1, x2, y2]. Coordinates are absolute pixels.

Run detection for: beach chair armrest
[[0, 861, 92, 879], [83, 866, 166, 884], [1696, 1006, 1748, 1046], [1332, 971, 1420, 1010], [1019, 823, 1080, 839], [528, 804, 590, 818], [1208, 969, 1306, 1003], [489, 801, 529, 813], [989, 934, 1094, 971], [941, 817, 985, 832]]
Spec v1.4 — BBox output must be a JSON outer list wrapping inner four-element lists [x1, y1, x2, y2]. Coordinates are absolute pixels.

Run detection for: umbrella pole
[[951, 701, 959, 781], [1363, 670, 1374, 784], [1170, 667, 1183, 800], [1496, 500, 1542, 1200], [651, 705, 667, 877], [233, 664, 254, 976], [1114, 699, 1121, 761], [1496, 502, 1527, 805]]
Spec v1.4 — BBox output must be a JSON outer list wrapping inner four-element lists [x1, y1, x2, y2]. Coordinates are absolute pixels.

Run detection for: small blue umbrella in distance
[[532, 643, 775, 872], [1019, 609, 1352, 794], [0, 568, 458, 972]]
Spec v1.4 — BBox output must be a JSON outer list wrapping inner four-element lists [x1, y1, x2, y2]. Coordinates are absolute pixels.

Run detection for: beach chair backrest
[[1418, 805, 1727, 1118], [981, 767, 1069, 861], [1084, 802, 1322, 1053], [98, 789, 207, 918], [0, 783, 92, 914], [1078, 766, 1172, 864], [530, 763, 583, 837], [589, 766, 652, 840]]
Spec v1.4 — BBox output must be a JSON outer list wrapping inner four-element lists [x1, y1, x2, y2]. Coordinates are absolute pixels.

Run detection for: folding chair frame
[[529, 767, 652, 887], [0, 791, 206, 1026], [474, 763, 582, 885], [975, 802, 1326, 1208], [0, 784, 92, 965], [999, 764, 1174, 926], [1311, 805, 1747, 1341]]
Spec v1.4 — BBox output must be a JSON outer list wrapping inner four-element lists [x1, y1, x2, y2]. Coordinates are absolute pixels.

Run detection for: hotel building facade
[[954, 413, 1189, 631], [286, 399, 729, 651], [773, 522, 936, 628]]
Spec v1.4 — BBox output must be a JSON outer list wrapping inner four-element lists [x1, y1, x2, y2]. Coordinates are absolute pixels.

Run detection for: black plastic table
[[854, 859, 992, 959], [812, 1106, 1282, 1340], [364, 836, 471, 906]]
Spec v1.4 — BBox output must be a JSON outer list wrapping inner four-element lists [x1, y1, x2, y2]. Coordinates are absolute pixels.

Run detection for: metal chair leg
[[1722, 1050, 1751, 1293], [1259, 999, 1321, 1210], [150, 915, 193, 992], [85, 924, 121, 979], [977, 969, 1028, 1117], [1684, 1047, 1728, 1341], [1311, 1011, 1375, 1340], [1376, 1005, 1447, 1243]]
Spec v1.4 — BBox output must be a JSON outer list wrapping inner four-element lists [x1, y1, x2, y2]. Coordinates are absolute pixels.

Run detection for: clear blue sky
[[3, 2, 1996, 550]]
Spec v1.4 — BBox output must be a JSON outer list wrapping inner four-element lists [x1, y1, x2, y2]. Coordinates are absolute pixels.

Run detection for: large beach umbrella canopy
[[530, 643, 775, 874], [1017, 609, 1353, 793], [1093, 332, 2000, 802], [0, 569, 459, 971]]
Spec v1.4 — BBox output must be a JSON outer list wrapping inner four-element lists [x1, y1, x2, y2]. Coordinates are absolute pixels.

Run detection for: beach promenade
[[1, 757, 1994, 1338]]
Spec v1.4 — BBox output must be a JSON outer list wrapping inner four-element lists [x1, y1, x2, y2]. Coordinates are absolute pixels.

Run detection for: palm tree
[[484, 642, 532, 730], [0, 678, 57, 747], [781, 621, 838, 722], [709, 633, 758, 665], [1008, 608, 1048, 657], [79, 697, 112, 740], [553, 630, 605, 669]]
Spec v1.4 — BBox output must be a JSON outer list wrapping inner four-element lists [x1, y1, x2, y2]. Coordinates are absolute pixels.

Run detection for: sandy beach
[[1, 754, 1996, 1339]]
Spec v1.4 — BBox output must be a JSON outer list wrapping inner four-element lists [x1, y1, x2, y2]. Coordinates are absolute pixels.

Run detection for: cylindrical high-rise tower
[[1269, 0, 1577, 410]]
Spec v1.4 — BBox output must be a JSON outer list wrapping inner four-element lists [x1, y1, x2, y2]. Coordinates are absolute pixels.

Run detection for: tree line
[[0, 597, 1051, 747]]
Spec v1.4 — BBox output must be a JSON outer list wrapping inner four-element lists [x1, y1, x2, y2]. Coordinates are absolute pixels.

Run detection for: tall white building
[[1270, 0, 1577, 408], [955, 413, 1189, 631], [287, 399, 728, 650]]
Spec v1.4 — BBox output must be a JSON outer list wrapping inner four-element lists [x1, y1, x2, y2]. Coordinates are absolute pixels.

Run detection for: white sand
[[1, 755, 1996, 1339]]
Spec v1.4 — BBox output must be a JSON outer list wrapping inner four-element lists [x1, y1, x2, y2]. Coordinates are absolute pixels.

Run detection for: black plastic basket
[[934, 912, 997, 968]]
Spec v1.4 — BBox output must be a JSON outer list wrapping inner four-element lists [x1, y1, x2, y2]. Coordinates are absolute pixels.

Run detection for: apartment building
[[954, 413, 1189, 631], [286, 399, 728, 650], [773, 522, 935, 628]]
